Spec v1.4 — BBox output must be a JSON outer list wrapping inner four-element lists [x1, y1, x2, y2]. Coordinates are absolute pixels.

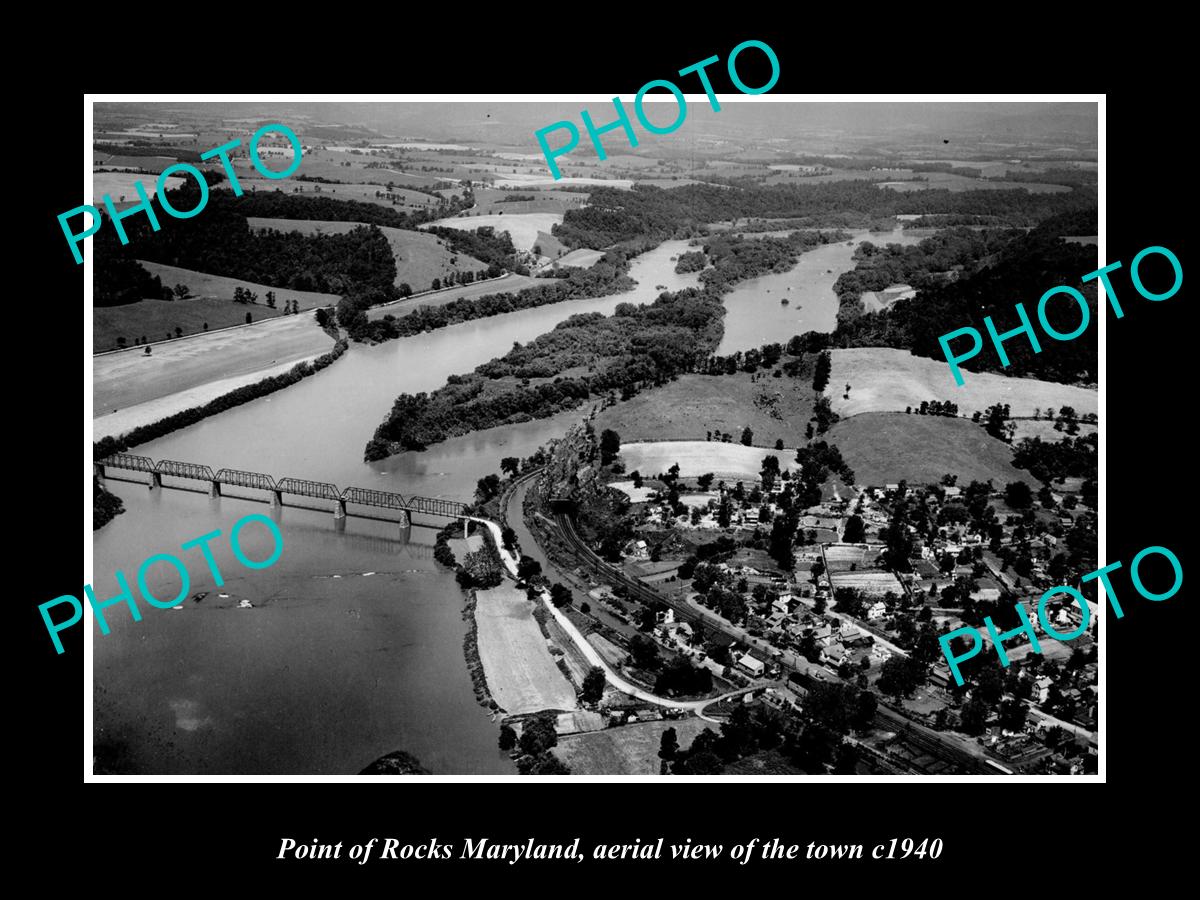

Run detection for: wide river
[[93, 240, 703, 775], [716, 227, 927, 355], [93, 227, 930, 774]]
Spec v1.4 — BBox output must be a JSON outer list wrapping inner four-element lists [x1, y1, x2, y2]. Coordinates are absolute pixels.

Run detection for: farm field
[[93, 313, 335, 416], [825, 412, 1036, 488], [618, 440, 800, 481], [828, 348, 1098, 420], [553, 718, 710, 775], [237, 176, 441, 212], [93, 172, 183, 202], [595, 372, 816, 448], [552, 248, 605, 268], [245, 218, 489, 291], [829, 570, 904, 596], [94, 262, 339, 352], [473, 586, 577, 716], [421, 213, 563, 252], [468, 188, 590, 216], [533, 230, 568, 261]]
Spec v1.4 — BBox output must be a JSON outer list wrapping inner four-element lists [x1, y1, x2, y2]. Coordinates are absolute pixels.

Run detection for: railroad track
[[550, 510, 1007, 776]]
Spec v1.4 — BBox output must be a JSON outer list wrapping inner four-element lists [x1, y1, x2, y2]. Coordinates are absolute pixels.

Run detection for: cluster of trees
[[504, 714, 570, 775], [96, 143, 204, 161], [698, 231, 844, 294], [833, 226, 1016, 326], [94, 339, 349, 459], [1012, 433, 1098, 483], [793, 441, 855, 508], [424, 225, 520, 271], [93, 477, 125, 531], [350, 258, 633, 344], [97, 186, 399, 298], [906, 399, 959, 417], [96, 254, 172, 306], [830, 230, 1099, 384], [365, 289, 725, 457], [674, 250, 707, 273]]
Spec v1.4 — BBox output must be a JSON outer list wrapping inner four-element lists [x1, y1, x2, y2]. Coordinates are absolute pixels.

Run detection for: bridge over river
[[96, 452, 469, 529]]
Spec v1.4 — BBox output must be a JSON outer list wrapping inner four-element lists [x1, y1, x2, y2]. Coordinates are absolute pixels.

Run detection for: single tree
[[741, 427, 754, 446], [599, 429, 621, 466], [581, 666, 605, 704]]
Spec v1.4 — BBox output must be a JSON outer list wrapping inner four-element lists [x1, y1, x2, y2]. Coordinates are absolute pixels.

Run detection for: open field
[[619, 440, 800, 481], [421, 213, 563, 253], [95, 262, 339, 352], [552, 248, 605, 268], [534, 230, 568, 261], [474, 586, 577, 716], [469, 188, 590, 216], [830, 570, 904, 596], [364, 272, 539, 319], [826, 412, 1035, 487], [245, 217, 489, 291], [553, 718, 710, 775], [236, 177, 440, 212], [595, 372, 816, 448], [93, 172, 183, 202], [93, 313, 335, 417], [828, 348, 1098, 420], [93, 352, 327, 442]]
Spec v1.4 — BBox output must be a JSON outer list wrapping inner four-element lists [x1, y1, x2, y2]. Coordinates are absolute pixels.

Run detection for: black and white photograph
[[81, 96, 1107, 779]]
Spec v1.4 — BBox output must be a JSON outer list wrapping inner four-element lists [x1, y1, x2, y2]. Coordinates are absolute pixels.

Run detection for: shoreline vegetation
[[93, 477, 125, 530], [365, 230, 847, 460], [94, 338, 349, 459]]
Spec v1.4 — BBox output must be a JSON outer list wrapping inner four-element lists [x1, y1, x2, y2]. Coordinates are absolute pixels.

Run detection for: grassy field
[[553, 718, 710, 775], [553, 249, 605, 268], [618, 441, 799, 481], [829, 348, 1098, 420], [421, 213, 563, 253], [469, 188, 590, 216], [826, 412, 1035, 487], [93, 172, 183, 205], [94, 262, 339, 352], [237, 177, 440, 212], [534, 230, 568, 261], [595, 372, 816, 448], [474, 586, 577, 716], [245, 217, 489, 292], [93, 313, 335, 415]]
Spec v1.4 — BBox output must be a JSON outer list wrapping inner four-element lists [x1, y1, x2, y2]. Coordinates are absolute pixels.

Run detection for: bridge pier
[[210, 480, 221, 498], [334, 499, 347, 520], [462, 516, 469, 539], [149, 472, 162, 490], [94, 462, 106, 481], [272, 489, 283, 508]]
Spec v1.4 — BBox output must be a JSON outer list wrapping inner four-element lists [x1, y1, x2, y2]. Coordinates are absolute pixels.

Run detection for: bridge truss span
[[156, 459, 216, 481], [214, 469, 277, 491], [277, 477, 342, 502], [342, 486, 411, 510]]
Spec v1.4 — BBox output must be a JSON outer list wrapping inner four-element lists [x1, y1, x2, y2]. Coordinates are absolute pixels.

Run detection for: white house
[[739, 654, 766, 678]]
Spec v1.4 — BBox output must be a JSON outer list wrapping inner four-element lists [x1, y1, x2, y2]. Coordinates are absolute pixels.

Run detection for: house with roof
[[821, 642, 849, 669], [866, 600, 888, 621]]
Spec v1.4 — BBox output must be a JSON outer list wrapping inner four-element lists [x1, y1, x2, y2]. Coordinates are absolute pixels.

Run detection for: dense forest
[[830, 229, 1100, 383], [833, 226, 1019, 326], [93, 186, 515, 308], [94, 186, 399, 302], [551, 181, 1093, 249]]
